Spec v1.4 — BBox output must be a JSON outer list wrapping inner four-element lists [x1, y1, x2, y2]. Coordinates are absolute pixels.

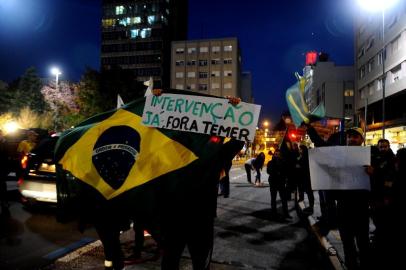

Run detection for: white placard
[[309, 146, 371, 190], [142, 94, 261, 141]]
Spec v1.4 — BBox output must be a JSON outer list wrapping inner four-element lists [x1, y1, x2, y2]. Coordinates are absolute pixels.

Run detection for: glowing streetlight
[[50, 67, 62, 91], [4, 121, 20, 133], [357, 0, 400, 139], [262, 120, 269, 128]]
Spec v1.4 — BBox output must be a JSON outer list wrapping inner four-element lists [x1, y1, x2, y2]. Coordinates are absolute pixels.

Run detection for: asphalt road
[[1, 165, 333, 270], [0, 189, 98, 270]]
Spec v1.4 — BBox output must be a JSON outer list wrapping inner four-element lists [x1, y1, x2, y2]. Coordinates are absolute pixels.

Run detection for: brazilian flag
[[285, 75, 325, 127], [54, 89, 241, 221]]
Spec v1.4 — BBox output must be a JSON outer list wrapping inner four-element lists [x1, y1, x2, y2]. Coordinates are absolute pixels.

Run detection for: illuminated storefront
[[365, 126, 406, 152]]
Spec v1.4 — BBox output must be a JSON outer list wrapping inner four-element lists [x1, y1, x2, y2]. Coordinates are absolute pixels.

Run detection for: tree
[[14, 67, 47, 113], [41, 81, 80, 130], [75, 68, 104, 119]]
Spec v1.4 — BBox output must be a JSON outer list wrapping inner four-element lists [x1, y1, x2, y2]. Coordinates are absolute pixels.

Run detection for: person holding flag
[[55, 89, 245, 270]]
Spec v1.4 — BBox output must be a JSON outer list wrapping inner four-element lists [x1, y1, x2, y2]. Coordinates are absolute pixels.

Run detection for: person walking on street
[[267, 149, 291, 219]]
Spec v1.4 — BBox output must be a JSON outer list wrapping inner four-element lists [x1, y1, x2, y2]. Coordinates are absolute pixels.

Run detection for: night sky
[[0, 0, 355, 124]]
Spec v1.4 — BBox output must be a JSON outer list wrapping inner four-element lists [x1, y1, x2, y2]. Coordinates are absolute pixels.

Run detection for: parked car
[[18, 135, 58, 206]]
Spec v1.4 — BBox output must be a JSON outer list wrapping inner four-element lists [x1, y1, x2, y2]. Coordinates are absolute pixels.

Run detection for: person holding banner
[[335, 127, 371, 270]]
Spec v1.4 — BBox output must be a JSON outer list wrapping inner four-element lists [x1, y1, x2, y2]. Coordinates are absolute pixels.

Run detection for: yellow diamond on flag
[[59, 109, 198, 200]]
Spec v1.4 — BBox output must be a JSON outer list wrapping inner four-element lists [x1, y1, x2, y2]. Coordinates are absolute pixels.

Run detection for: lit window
[[116, 5, 125, 15], [130, 29, 140, 38], [102, 19, 115, 27], [175, 84, 184, 90], [211, 71, 220, 77], [344, 90, 354, 97], [134, 17, 141, 24], [224, 45, 232, 52], [212, 46, 220, 53], [224, 70, 232, 77], [118, 17, 131, 26], [200, 47, 208, 53], [147, 15, 156, 25], [140, 28, 151, 38], [224, 83, 232, 89], [377, 79, 382, 91], [187, 72, 195, 78], [175, 72, 184, 78], [188, 47, 196, 54], [176, 48, 184, 54], [212, 83, 220, 89]]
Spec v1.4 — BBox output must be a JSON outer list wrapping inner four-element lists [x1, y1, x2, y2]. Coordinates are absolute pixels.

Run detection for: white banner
[[308, 146, 371, 190], [142, 94, 261, 141]]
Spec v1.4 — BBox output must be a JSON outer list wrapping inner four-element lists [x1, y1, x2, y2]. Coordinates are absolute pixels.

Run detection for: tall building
[[170, 38, 242, 99], [355, 1, 406, 148], [101, 0, 188, 89], [303, 53, 355, 123], [241, 71, 253, 103]]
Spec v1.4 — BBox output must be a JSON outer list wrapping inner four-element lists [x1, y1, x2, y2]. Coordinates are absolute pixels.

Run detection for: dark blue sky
[[0, 0, 355, 124]]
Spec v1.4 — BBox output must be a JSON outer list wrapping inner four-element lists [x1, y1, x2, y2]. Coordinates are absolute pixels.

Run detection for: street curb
[[297, 201, 345, 270]]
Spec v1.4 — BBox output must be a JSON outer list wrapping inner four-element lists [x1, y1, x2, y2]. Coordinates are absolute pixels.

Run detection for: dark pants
[[269, 184, 289, 216], [219, 175, 230, 197], [244, 164, 252, 183], [337, 195, 370, 270]]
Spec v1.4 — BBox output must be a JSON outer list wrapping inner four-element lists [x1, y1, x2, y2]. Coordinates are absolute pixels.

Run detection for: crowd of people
[[237, 125, 405, 270]]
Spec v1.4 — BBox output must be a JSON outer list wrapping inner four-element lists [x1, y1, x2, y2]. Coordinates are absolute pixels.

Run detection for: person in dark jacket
[[296, 145, 314, 213], [267, 149, 291, 219]]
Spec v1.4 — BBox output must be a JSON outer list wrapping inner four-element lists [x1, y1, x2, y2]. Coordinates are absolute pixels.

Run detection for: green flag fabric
[[55, 89, 231, 201], [285, 76, 325, 127]]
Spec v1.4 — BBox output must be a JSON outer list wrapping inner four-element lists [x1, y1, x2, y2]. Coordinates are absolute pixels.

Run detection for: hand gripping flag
[[285, 73, 325, 127], [55, 90, 230, 201]]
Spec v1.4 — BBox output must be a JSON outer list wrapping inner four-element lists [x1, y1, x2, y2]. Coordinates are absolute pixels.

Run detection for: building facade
[[241, 71, 253, 103], [303, 56, 355, 123], [170, 38, 242, 99], [101, 0, 188, 89], [355, 1, 406, 148]]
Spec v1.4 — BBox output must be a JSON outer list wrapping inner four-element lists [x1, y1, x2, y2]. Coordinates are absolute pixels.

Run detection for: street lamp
[[357, 0, 399, 139], [50, 67, 62, 131], [51, 67, 62, 91]]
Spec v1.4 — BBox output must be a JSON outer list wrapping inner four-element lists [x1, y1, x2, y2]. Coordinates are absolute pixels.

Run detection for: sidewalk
[[296, 192, 345, 270]]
